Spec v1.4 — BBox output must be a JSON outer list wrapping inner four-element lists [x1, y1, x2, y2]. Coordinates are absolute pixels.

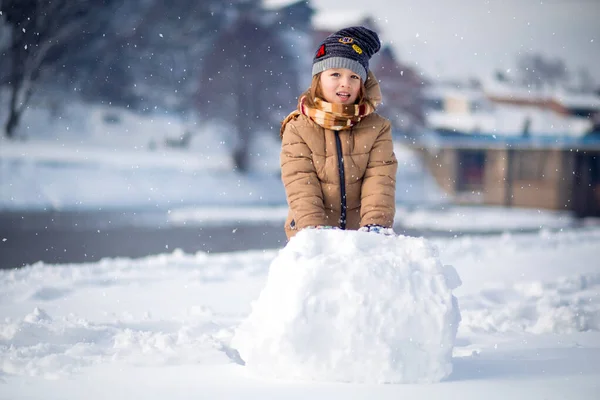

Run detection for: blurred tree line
[[0, 0, 426, 171]]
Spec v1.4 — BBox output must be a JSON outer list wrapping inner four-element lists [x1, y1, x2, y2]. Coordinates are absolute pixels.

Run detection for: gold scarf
[[281, 96, 375, 137]]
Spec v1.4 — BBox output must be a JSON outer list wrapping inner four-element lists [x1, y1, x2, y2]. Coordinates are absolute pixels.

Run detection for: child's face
[[319, 68, 361, 104]]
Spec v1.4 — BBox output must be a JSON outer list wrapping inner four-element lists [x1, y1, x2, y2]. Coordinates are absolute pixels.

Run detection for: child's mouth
[[337, 92, 351, 101]]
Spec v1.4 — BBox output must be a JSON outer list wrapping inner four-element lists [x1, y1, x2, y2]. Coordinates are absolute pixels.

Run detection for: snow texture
[[232, 229, 462, 383], [1, 227, 600, 398]]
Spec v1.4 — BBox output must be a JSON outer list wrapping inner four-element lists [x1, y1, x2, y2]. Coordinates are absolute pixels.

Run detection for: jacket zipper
[[334, 131, 347, 230]]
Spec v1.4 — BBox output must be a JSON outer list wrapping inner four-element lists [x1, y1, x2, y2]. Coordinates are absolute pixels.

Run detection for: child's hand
[[358, 224, 395, 236]]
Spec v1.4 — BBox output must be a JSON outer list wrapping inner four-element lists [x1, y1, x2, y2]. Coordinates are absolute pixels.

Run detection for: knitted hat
[[312, 26, 381, 82]]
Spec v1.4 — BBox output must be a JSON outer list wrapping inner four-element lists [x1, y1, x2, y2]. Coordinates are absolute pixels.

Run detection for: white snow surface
[[232, 229, 461, 383], [1, 227, 600, 399]]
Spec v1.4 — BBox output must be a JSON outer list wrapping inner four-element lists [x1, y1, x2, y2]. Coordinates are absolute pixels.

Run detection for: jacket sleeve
[[360, 119, 397, 227], [280, 121, 327, 229]]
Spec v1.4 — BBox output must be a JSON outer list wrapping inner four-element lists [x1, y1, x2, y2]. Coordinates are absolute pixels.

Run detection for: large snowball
[[231, 229, 461, 383]]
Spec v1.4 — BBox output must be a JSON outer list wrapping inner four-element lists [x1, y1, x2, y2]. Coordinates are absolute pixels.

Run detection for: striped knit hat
[[312, 26, 381, 82]]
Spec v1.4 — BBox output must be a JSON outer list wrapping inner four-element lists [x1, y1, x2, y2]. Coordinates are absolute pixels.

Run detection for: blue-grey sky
[[268, 0, 600, 84]]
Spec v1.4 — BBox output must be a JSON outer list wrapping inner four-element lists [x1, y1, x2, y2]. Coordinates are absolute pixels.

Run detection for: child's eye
[[331, 72, 340, 77], [351, 75, 360, 80]]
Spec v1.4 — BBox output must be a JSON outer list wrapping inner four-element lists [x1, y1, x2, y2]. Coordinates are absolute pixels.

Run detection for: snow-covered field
[[0, 101, 445, 210], [1, 227, 599, 399]]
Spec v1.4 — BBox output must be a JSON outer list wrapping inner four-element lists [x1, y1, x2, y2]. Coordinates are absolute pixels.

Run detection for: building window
[[457, 150, 486, 191], [590, 154, 600, 184]]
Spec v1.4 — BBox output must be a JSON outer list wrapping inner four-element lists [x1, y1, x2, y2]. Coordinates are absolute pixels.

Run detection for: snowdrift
[[231, 229, 462, 383]]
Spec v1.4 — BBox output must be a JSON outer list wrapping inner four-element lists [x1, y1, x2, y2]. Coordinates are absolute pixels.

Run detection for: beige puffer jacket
[[280, 72, 397, 239]]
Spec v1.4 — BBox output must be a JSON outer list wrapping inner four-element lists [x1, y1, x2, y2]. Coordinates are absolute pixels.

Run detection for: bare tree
[[88, 0, 226, 112], [2, 0, 100, 138], [371, 46, 425, 135], [0, 6, 11, 85], [199, 4, 302, 173]]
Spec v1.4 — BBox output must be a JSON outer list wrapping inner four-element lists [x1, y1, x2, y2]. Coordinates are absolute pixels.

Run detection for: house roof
[[553, 92, 600, 109], [483, 80, 553, 102], [483, 79, 600, 110], [424, 80, 598, 137], [427, 104, 593, 137], [417, 130, 600, 151], [423, 85, 486, 102]]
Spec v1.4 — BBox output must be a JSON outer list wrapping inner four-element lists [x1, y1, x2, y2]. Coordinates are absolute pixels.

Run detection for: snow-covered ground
[[1, 226, 599, 399], [0, 101, 285, 210]]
